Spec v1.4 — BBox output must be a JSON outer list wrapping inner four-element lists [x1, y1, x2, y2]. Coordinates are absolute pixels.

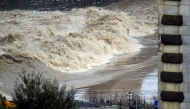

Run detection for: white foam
[[0, 83, 12, 101], [140, 69, 158, 103], [0, 50, 5, 55], [0, 7, 155, 72], [75, 88, 88, 101]]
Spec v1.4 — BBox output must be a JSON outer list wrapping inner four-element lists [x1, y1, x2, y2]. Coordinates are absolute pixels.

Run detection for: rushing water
[[140, 69, 158, 103], [0, 0, 158, 102]]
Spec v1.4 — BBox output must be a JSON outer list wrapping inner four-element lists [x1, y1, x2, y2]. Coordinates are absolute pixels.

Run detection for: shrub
[[0, 94, 16, 109], [12, 70, 76, 109], [0, 94, 6, 109]]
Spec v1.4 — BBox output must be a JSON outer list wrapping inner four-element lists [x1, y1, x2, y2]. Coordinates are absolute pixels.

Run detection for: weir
[[158, 0, 190, 109]]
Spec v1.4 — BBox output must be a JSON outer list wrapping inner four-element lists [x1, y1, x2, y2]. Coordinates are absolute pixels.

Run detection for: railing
[[0, 0, 124, 11]]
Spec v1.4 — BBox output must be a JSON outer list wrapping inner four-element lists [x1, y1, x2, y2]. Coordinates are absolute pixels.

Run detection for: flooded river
[[0, 0, 158, 102]]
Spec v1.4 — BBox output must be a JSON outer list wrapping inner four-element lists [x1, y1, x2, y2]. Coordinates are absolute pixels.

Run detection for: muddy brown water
[[0, 0, 158, 102], [78, 33, 158, 95]]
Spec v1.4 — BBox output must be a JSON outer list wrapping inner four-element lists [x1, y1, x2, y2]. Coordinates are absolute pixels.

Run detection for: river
[[0, 0, 158, 102]]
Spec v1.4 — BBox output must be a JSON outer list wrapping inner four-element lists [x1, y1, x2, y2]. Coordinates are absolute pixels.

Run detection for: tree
[[12, 70, 76, 109]]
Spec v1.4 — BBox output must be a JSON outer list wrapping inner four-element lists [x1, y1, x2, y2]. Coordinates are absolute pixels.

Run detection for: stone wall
[[158, 0, 190, 109]]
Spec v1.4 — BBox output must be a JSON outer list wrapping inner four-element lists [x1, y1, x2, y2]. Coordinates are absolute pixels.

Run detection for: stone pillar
[[158, 0, 190, 109]]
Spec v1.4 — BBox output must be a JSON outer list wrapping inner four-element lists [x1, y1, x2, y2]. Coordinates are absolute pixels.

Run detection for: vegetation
[[80, 90, 155, 108], [0, 94, 16, 109], [12, 70, 76, 109]]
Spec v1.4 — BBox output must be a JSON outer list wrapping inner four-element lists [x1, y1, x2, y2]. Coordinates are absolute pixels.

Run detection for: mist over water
[[0, 7, 154, 72]]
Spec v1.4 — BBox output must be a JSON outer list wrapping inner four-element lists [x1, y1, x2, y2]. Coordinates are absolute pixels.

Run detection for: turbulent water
[[0, 0, 158, 101], [0, 7, 155, 72]]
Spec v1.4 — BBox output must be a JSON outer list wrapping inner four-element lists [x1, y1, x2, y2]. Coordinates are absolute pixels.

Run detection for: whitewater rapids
[[0, 0, 158, 101], [0, 7, 155, 72]]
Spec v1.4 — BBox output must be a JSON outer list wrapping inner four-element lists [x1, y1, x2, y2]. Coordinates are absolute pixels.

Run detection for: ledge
[[161, 15, 183, 26], [160, 71, 183, 83], [161, 91, 184, 102], [162, 53, 183, 63], [161, 34, 182, 45]]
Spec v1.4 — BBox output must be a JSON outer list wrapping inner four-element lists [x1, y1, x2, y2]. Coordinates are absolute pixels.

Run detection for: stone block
[[158, 100, 163, 109], [180, 0, 190, 5], [161, 34, 182, 45], [159, 43, 163, 52], [160, 45, 180, 53], [159, 101, 180, 109], [183, 93, 190, 102], [182, 36, 190, 45], [182, 63, 188, 73], [160, 71, 183, 83], [180, 45, 190, 53], [162, 63, 182, 72], [161, 53, 183, 63], [161, 15, 183, 26], [165, 5, 179, 15], [159, 5, 165, 14], [180, 26, 190, 35], [181, 82, 190, 93], [183, 73, 190, 82], [159, 14, 163, 24], [183, 54, 188, 63], [180, 5, 190, 16], [188, 55, 190, 62], [181, 83, 189, 93], [161, 91, 184, 102], [158, 62, 162, 71], [158, 52, 162, 61], [158, 0, 165, 5], [183, 54, 190, 63], [164, 26, 179, 34], [180, 102, 190, 109], [182, 63, 190, 73], [165, 1, 180, 6], [159, 25, 164, 34], [183, 16, 190, 26], [158, 81, 189, 92], [158, 34, 161, 41], [159, 81, 182, 92]]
